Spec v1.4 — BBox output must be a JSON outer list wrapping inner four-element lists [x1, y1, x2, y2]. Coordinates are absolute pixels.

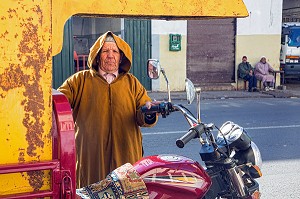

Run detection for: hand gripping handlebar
[[176, 124, 204, 148], [141, 102, 172, 118], [141, 104, 160, 113]]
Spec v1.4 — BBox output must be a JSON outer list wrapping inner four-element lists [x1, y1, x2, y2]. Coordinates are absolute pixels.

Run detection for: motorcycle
[[76, 59, 262, 199], [137, 59, 262, 199]]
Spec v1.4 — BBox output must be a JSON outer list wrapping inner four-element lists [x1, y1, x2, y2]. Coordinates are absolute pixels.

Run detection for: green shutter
[[124, 19, 151, 90], [52, 18, 74, 89]]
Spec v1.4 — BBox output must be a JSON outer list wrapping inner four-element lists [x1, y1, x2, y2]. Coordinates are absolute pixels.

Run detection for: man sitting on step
[[238, 55, 258, 92]]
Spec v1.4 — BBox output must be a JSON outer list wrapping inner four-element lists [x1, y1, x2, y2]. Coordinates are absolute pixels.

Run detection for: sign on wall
[[169, 34, 181, 51]]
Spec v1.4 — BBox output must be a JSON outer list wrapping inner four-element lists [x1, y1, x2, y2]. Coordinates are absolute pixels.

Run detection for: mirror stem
[[161, 68, 171, 102], [196, 87, 201, 122], [167, 84, 171, 102]]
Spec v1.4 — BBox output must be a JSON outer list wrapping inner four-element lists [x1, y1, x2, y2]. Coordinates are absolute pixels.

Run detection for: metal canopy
[[52, 0, 249, 55]]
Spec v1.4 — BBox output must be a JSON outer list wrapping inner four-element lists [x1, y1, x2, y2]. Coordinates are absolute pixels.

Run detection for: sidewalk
[[148, 84, 300, 101]]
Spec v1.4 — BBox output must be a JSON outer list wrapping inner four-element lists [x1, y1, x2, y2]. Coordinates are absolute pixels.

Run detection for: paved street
[[148, 81, 300, 101], [141, 97, 300, 199]]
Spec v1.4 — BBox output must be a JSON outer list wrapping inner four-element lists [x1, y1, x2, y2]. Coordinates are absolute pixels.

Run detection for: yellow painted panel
[[235, 34, 281, 70], [0, 0, 52, 193], [159, 34, 187, 91], [52, 0, 248, 55], [235, 34, 282, 86], [0, 171, 51, 195]]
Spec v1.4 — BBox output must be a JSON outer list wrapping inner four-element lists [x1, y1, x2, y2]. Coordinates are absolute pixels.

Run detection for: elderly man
[[254, 56, 275, 91], [238, 55, 258, 92], [58, 31, 158, 187]]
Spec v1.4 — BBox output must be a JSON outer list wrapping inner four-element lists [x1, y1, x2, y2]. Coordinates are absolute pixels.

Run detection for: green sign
[[169, 34, 181, 51]]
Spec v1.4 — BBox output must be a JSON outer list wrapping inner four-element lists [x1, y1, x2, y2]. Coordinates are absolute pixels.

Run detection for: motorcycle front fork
[[205, 158, 259, 199]]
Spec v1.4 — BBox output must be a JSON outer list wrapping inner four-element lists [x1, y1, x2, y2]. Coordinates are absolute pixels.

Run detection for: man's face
[[261, 58, 266, 63], [99, 42, 121, 73], [242, 57, 247, 62]]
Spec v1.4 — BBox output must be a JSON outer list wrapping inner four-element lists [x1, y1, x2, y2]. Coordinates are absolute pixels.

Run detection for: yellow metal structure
[[0, 0, 53, 195], [0, 0, 248, 196], [52, 0, 248, 55]]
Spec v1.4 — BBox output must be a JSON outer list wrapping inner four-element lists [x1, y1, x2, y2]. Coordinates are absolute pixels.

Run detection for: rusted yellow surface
[[0, 0, 248, 195], [52, 0, 248, 55], [0, 171, 51, 195], [0, 0, 52, 194]]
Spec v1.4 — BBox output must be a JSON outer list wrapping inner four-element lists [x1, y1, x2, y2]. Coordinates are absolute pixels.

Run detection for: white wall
[[235, 0, 283, 88], [152, 20, 187, 35], [151, 20, 187, 91], [237, 0, 283, 35]]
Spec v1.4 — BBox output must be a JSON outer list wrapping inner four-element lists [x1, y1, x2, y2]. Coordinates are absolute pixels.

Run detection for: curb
[[148, 90, 300, 101]]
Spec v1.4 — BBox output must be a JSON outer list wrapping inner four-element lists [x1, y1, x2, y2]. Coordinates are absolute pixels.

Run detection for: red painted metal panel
[[0, 161, 59, 174], [52, 90, 76, 199], [134, 155, 212, 198]]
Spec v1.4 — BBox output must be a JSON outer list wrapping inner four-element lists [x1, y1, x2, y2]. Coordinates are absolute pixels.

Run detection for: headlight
[[232, 141, 262, 168], [235, 141, 263, 179], [216, 121, 251, 151], [250, 141, 262, 168]]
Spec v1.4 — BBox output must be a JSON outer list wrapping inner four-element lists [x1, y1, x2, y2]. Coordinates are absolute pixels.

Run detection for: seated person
[[254, 56, 275, 91], [238, 56, 258, 92]]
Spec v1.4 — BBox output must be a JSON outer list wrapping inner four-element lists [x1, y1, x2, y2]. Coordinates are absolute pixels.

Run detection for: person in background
[[58, 31, 158, 188], [238, 55, 258, 92], [254, 56, 275, 91]]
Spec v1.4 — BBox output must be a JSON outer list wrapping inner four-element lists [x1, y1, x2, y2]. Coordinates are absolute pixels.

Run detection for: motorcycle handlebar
[[141, 102, 205, 148], [141, 102, 172, 118], [141, 105, 160, 113], [176, 124, 204, 148]]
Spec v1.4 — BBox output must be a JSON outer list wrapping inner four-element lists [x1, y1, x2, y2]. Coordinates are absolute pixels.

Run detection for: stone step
[[194, 83, 235, 91]]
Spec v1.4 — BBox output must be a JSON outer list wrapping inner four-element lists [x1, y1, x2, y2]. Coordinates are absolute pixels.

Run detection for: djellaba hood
[[87, 31, 132, 73]]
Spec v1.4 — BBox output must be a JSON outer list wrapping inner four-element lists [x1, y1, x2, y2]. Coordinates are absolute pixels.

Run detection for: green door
[[124, 19, 151, 90], [52, 18, 74, 89]]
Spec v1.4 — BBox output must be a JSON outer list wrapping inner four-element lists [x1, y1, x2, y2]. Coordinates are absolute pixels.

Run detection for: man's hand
[[249, 70, 253, 76], [145, 100, 161, 109]]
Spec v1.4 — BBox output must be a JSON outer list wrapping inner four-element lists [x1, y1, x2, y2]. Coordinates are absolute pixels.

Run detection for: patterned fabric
[[76, 163, 149, 199]]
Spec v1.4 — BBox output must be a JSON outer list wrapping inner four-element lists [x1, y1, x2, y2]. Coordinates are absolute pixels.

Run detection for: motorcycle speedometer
[[216, 121, 251, 151]]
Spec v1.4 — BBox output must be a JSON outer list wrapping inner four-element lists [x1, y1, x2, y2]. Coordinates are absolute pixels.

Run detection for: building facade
[[236, 0, 283, 88], [152, 0, 283, 91], [53, 0, 286, 91]]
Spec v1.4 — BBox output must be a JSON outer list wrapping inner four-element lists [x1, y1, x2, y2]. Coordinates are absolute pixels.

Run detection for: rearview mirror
[[147, 59, 161, 79], [185, 78, 196, 104]]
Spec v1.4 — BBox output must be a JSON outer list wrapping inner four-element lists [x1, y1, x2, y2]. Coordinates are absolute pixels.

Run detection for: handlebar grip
[[176, 124, 204, 148], [176, 129, 198, 148], [141, 105, 160, 113]]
